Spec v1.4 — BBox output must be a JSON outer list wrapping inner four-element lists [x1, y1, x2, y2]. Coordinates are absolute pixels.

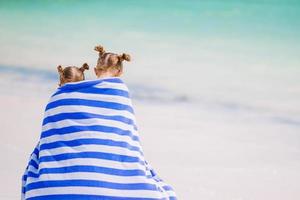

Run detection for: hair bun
[[57, 65, 63, 74], [94, 45, 105, 55], [119, 53, 131, 62], [80, 63, 89, 72]]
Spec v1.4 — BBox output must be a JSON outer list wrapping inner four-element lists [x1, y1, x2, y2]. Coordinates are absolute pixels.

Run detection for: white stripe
[[44, 105, 136, 124], [49, 92, 132, 106], [93, 81, 130, 91], [145, 170, 152, 177], [27, 165, 39, 175], [42, 118, 138, 137], [25, 172, 152, 185], [25, 186, 163, 199], [38, 157, 144, 170], [39, 145, 144, 161], [40, 131, 141, 150]]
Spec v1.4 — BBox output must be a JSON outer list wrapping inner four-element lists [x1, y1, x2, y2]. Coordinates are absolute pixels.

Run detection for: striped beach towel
[[21, 77, 177, 200]]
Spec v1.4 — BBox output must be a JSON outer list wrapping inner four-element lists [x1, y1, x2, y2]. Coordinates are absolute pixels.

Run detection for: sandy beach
[[1, 76, 299, 199]]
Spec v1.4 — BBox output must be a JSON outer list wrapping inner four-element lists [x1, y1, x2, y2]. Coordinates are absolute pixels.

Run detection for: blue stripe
[[32, 147, 39, 157], [42, 112, 138, 130], [162, 185, 174, 191], [27, 171, 39, 178], [40, 138, 142, 154], [26, 179, 158, 191], [22, 174, 27, 181], [41, 125, 139, 141], [29, 160, 39, 169], [22, 186, 25, 194], [53, 87, 129, 98], [39, 165, 145, 176], [45, 98, 134, 114], [39, 151, 145, 165], [27, 194, 163, 200]]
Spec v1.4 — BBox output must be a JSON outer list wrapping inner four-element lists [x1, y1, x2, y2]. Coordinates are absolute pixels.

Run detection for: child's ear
[[116, 68, 123, 77]]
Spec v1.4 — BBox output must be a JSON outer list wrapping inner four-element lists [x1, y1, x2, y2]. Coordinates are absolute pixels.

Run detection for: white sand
[[1, 82, 300, 200]]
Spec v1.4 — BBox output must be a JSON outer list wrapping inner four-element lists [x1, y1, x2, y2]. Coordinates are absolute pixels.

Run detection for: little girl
[[94, 45, 130, 78], [57, 63, 89, 86]]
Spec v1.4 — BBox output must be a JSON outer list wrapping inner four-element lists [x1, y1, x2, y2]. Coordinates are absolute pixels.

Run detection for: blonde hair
[[57, 63, 89, 86], [94, 45, 131, 72]]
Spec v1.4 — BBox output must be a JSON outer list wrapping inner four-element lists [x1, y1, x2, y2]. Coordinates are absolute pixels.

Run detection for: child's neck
[[97, 71, 119, 79]]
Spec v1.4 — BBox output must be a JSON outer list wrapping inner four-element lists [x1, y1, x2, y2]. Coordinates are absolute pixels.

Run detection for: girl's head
[[94, 45, 131, 78], [57, 63, 89, 86]]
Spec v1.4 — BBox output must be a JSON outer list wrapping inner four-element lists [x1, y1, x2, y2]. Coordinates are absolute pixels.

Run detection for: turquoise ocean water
[[1, 0, 299, 122]]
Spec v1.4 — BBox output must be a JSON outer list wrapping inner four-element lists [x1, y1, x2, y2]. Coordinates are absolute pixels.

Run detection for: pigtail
[[118, 53, 131, 62], [57, 65, 64, 75], [57, 65, 64, 87], [94, 45, 105, 56], [79, 63, 89, 72]]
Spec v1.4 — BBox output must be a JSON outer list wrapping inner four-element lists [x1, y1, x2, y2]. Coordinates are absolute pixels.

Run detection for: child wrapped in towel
[[21, 45, 177, 200]]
